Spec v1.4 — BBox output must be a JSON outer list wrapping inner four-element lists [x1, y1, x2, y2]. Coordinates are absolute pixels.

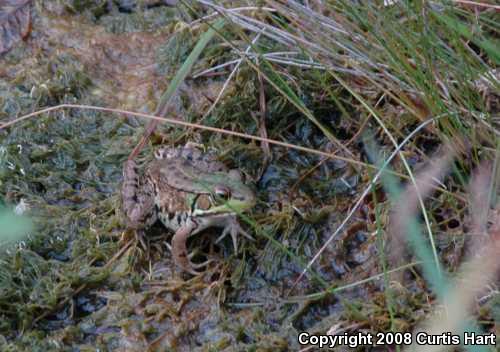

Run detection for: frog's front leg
[[122, 160, 157, 229]]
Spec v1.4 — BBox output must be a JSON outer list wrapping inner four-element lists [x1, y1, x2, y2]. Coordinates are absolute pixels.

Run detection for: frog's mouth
[[191, 200, 251, 217], [191, 192, 255, 215]]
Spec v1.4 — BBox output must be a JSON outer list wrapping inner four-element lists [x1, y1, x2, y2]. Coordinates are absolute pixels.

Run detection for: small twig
[[1, 104, 465, 197], [451, 0, 500, 10], [256, 44, 271, 177], [0, 103, 392, 173]]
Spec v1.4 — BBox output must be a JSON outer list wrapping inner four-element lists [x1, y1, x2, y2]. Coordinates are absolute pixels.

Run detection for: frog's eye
[[214, 185, 231, 201]]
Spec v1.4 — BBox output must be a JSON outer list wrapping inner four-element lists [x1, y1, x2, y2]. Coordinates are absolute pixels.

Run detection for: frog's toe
[[238, 227, 254, 241], [180, 256, 214, 275], [191, 258, 214, 269], [215, 226, 238, 252], [181, 265, 202, 276], [216, 220, 253, 253]]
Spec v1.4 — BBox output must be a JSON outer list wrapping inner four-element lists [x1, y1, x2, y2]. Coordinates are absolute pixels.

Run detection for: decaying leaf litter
[[0, 1, 499, 351]]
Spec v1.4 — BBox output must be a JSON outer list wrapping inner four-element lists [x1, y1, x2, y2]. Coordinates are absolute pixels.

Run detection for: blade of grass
[[129, 17, 226, 159], [433, 11, 500, 65]]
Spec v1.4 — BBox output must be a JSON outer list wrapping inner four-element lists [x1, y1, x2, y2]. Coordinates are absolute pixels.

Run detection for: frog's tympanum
[[122, 144, 255, 274]]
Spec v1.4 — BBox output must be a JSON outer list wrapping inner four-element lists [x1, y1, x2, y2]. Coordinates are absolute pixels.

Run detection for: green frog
[[121, 144, 256, 274]]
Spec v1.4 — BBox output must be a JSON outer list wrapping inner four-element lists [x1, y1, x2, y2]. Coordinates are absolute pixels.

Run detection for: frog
[[121, 144, 256, 274]]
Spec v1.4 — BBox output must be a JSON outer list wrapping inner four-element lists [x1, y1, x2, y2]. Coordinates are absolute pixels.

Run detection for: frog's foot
[[215, 216, 254, 253]]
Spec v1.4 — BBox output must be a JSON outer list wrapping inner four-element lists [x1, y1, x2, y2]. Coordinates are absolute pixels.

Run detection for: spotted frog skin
[[121, 144, 256, 274]]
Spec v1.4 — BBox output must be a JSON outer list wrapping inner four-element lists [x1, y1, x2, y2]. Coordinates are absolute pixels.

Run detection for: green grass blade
[[156, 18, 226, 112], [433, 12, 500, 65]]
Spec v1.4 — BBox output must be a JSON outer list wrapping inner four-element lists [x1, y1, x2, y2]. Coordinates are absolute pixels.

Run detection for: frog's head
[[191, 169, 256, 216]]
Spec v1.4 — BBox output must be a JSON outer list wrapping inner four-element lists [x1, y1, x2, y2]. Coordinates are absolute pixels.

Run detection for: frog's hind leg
[[122, 160, 157, 229], [171, 219, 210, 275]]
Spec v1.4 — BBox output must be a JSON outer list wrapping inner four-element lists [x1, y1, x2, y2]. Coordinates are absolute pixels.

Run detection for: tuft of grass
[[367, 135, 498, 352]]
